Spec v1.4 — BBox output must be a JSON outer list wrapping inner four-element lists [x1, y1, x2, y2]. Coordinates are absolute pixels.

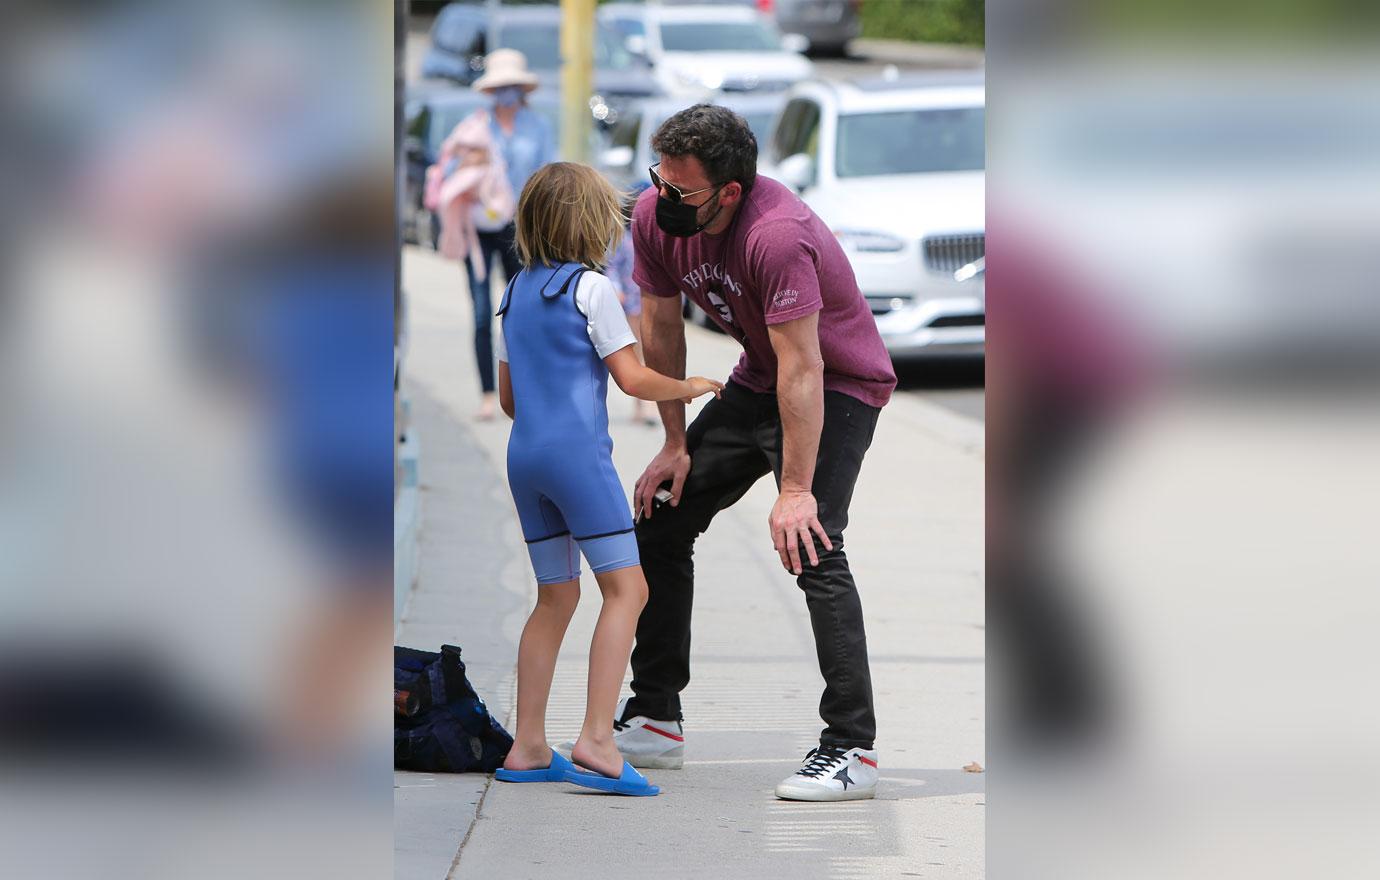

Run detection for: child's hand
[[681, 376, 724, 404]]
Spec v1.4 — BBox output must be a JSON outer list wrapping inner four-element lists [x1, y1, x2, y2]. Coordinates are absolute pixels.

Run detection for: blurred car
[[759, 0, 862, 56], [421, 2, 661, 126], [402, 83, 561, 248], [642, 0, 858, 56], [761, 74, 986, 358], [600, 3, 813, 97]]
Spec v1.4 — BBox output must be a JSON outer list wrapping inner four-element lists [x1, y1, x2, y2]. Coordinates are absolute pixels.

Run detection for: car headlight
[[953, 257, 985, 283], [833, 229, 906, 253]]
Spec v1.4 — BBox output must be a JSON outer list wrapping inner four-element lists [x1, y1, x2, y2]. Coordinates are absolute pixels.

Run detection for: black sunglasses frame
[[649, 164, 724, 205]]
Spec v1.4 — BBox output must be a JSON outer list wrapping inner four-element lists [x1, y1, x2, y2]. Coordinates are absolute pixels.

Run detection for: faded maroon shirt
[[631, 176, 897, 409]]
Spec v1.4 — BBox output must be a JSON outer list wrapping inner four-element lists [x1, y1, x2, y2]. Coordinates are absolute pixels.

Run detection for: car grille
[[922, 233, 985, 274]]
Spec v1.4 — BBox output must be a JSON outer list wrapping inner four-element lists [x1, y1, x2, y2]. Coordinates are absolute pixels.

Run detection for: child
[[492, 163, 722, 796]]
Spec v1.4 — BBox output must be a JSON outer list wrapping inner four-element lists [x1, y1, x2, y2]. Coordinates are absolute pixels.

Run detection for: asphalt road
[[894, 358, 985, 422]]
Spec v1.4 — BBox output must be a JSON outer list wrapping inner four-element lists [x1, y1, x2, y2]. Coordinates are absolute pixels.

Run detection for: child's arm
[[605, 347, 722, 404], [583, 273, 722, 403], [498, 361, 515, 420], [496, 318, 515, 419]]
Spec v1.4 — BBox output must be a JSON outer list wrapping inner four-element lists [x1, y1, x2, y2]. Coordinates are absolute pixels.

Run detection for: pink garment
[[424, 111, 515, 282]]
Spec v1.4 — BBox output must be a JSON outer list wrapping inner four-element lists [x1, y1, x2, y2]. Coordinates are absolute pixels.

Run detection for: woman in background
[[429, 49, 554, 420], [466, 49, 555, 420]]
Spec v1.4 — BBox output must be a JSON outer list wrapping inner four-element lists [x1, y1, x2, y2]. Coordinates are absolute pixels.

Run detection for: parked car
[[402, 83, 562, 248], [646, 0, 859, 57], [600, 3, 813, 97], [761, 73, 986, 359], [753, 0, 864, 56], [421, 2, 661, 126]]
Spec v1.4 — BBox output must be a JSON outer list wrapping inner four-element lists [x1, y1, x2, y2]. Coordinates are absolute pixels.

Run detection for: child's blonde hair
[[514, 162, 625, 270]]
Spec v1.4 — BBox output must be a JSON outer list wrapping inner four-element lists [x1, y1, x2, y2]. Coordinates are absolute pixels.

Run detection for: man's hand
[[634, 443, 692, 519], [770, 488, 834, 575]]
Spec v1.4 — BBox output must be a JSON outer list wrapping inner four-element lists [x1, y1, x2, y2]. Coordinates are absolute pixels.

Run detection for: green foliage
[[860, 0, 984, 47]]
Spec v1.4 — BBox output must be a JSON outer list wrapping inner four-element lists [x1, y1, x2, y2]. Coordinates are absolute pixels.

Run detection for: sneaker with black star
[[774, 745, 879, 801]]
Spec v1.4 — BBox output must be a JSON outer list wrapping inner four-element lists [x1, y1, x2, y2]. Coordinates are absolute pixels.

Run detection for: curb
[[851, 38, 985, 69], [394, 421, 422, 627]]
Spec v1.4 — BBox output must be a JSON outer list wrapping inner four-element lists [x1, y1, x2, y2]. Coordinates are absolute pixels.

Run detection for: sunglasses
[[649, 163, 723, 205]]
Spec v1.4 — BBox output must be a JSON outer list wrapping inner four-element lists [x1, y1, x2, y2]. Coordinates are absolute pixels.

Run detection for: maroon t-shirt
[[631, 176, 897, 409]]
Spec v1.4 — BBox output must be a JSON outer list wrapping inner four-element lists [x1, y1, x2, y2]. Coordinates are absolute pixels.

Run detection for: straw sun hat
[[471, 49, 540, 93]]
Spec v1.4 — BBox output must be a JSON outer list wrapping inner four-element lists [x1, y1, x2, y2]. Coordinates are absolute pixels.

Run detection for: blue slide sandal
[[494, 749, 575, 783], [564, 760, 661, 797]]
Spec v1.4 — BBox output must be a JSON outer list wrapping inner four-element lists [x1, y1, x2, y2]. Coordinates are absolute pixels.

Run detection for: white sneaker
[[774, 746, 879, 801], [556, 698, 685, 770]]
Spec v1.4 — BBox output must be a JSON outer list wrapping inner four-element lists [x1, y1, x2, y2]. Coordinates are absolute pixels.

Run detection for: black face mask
[[655, 186, 725, 238]]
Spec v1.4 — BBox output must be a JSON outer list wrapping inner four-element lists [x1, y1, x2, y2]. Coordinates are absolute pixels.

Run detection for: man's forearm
[[641, 306, 688, 447], [777, 362, 824, 492]]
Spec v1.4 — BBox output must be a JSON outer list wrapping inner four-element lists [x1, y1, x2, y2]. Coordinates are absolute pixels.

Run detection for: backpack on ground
[[394, 644, 512, 773]]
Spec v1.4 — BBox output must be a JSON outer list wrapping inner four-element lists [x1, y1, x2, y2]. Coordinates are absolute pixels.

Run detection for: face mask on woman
[[491, 86, 524, 108]]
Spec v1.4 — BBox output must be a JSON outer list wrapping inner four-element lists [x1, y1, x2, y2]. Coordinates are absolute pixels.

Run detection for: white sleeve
[[576, 273, 637, 359], [496, 319, 508, 363]]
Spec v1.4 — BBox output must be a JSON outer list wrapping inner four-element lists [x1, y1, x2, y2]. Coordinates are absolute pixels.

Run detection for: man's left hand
[[769, 488, 834, 575]]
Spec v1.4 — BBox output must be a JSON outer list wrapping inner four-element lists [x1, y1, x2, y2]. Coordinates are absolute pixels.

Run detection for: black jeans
[[466, 223, 521, 393], [628, 380, 881, 749]]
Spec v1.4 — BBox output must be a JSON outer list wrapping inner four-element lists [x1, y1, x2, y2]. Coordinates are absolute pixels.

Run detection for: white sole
[[774, 784, 877, 802], [626, 748, 684, 770]]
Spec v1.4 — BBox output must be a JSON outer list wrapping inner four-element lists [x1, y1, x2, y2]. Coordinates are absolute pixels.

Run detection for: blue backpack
[[394, 645, 513, 773]]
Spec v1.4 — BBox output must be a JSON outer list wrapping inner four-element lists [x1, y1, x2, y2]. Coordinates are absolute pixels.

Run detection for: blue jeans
[[465, 223, 521, 393]]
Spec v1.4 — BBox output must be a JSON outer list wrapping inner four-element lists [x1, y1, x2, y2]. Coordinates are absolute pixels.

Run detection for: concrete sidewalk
[[395, 246, 984, 879]]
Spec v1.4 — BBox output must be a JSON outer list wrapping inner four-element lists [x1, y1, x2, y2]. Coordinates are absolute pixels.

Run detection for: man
[[612, 104, 896, 801]]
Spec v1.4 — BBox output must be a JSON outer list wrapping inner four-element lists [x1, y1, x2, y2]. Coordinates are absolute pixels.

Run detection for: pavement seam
[[445, 608, 521, 880], [444, 773, 494, 880]]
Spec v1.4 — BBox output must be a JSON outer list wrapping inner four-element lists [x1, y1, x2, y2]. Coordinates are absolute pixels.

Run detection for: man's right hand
[[634, 442, 692, 519]]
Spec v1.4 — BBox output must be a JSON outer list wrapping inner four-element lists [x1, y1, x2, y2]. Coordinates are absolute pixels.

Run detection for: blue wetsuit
[[498, 261, 640, 584]]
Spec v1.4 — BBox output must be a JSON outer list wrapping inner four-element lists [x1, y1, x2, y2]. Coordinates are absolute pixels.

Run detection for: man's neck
[[494, 105, 519, 126], [703, 199, 741, 237]]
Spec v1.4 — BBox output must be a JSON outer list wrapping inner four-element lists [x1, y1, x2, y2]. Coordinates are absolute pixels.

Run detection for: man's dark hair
[[651, 104, 758, 193]]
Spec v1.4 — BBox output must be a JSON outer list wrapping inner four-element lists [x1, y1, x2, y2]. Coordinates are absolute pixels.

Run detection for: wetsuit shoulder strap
[[563, 267, 592, 318], [537, 262, 586, 301]]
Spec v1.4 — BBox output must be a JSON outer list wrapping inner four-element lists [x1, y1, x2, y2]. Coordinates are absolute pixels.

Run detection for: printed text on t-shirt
[[772, 289, 800, 310], [681, 262, 743, 298]]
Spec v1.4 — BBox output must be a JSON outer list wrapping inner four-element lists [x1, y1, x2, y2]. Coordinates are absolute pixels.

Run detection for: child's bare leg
[[571, 565, 648, 777], [504, 579, 580, 771]]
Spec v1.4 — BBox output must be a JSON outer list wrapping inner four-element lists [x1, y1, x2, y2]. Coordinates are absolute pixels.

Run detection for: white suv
[[600, 3, 814, 98], [762, 74, 986, 359]]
